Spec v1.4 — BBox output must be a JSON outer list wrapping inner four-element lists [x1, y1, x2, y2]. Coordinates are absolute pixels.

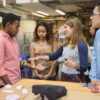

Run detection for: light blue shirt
[[89, 29, 100, 81]]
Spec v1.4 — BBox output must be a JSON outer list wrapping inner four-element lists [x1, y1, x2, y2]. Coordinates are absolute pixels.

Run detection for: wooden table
[[0, 79, 100, 100]]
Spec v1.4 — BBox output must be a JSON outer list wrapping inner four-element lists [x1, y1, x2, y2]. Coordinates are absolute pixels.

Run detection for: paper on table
[[5, 84, 12, 89], [6, 94, 20, 100], [16, 85, 23, 90], [2, 90, 14, 93], [22, 89, 28, 94]]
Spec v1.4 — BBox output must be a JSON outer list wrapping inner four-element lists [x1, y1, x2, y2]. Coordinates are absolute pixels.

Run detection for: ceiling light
[[32, 12, 45, 17], [3, 0, 6, 6], [36, 11, 49, 16], [5, 7, 25, 14], [32, 0, 39, 2], [55, 9, 65, 15]]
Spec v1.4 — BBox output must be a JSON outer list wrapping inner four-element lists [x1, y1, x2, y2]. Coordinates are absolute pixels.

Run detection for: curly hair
[[2, 13, 20, 28], [33, 22, 54, 45]]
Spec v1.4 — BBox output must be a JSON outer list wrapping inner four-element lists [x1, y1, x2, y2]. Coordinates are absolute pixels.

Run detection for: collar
[[0, 30, 13, 39]]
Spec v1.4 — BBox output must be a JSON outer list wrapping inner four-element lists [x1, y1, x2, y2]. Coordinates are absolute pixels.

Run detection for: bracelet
[[32, 64, 36, 69], [21, 60, 27, 66]]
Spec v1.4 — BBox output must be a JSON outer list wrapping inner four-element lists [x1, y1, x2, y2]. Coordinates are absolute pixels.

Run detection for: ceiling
[[0, 0, 100, 18]]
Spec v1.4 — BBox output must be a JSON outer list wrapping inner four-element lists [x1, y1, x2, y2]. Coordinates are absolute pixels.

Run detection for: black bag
[[32, 85, 67, 100]]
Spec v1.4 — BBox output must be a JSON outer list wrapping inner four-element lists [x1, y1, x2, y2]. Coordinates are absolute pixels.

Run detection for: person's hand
[[37, 94, 49, 100], [42, 75, 50, 80], [33, 94, 41, 100], [35, 63, 46, 71], [37, 74, 44, 79], [89, 80, 99, 87], [91, 80, 99, 84], [63, 58, 76, 68], [89, 80, 100, 93]]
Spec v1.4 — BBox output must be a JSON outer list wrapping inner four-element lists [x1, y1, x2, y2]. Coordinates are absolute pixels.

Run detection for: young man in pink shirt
[[0, 13, 45, 87]]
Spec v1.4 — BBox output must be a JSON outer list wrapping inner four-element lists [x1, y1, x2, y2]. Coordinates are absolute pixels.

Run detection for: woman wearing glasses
[[89, 3, 100, 89]]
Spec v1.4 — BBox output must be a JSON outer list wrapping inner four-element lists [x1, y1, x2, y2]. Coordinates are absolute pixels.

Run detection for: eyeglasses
[[91, 13, 100, 16]]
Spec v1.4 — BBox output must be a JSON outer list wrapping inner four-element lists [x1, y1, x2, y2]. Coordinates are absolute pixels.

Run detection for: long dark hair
[[33, 22, 54, 45]]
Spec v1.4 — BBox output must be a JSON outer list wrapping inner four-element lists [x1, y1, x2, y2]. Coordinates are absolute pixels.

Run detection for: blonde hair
[[63, 16, 86, 48]]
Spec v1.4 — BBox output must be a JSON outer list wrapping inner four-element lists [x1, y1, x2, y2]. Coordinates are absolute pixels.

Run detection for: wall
[[16, 20, 37, 54]]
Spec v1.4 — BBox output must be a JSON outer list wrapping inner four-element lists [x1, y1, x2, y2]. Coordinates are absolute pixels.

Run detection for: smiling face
[[90, 6, 100, 28], [62, 16, 85, 48], [64, 24, 73, 38], [37, 26, 47, 40]]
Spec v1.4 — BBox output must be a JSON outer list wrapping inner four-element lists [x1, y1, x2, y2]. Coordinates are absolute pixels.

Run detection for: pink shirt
[[0, 31, 21, 85]]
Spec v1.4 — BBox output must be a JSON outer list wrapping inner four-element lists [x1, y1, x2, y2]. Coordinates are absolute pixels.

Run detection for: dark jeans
[[61, 72, 85, 83]]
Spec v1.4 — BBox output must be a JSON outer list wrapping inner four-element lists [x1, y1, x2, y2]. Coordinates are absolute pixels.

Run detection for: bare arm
[[44, 40, 58, 79], [20, 42, 45, 71], [29, 42, 43, 78], [30, 42, 35, 65]]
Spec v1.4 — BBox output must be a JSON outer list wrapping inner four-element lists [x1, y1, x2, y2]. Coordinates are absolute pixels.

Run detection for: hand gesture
[[42, 75, 50, 80], [89, 80, 99, 93], [35, 63, 46, 71], [63, 58, 76, 68]]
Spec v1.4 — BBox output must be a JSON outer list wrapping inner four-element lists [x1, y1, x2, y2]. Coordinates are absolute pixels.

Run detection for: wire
[[75, 70, 83, 85]]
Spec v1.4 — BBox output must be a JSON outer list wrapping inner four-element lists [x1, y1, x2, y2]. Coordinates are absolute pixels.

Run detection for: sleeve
[[14, 38, 22, 62], [49, 46, 63, 61], [89, 34, 97, 81], [0, 38, 7, 76], [78, 42, 88, 72]]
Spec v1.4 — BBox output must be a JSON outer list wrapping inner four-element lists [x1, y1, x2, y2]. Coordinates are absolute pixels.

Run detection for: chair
[[21, 54, 30, 78]]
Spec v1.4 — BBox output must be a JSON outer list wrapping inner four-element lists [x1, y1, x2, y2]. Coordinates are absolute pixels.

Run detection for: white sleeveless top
[[33, 42, 56, 77]]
